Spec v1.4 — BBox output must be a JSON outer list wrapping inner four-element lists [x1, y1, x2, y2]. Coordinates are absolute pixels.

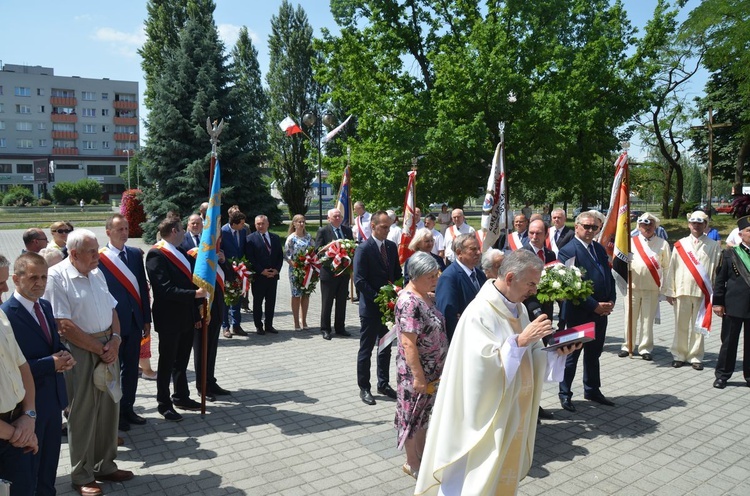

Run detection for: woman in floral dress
[[284, 214, 312, 330], [394, 251, 448, 479]]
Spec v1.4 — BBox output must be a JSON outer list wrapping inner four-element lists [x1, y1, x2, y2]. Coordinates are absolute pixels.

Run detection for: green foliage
[[37, 198, 52, 207], [51, 179, 103, 205], [687, 164, 704, 203], [1, 186, 35, 206]]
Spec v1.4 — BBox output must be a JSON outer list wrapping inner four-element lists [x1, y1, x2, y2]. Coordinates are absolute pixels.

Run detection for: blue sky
[[1, 0, 707, 160]]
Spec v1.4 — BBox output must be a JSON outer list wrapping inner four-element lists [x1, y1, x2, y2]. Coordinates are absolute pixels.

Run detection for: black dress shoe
[[197, 390, 216, 402], [641, 353, 653, 361], [360, 389, 375, 405], [377, 384, 397, 399], [584, 392, 615, 406], [256, 326, 266, 335], [538, 407, 554, 420], [335, 329, 352, 337], [618, 350, 629, 358], [158, 408, 183, 422], [322, 330, 332, 340], [352, 297, 359, 303], [266, 326, 279, 334], [123, 410, 147, 425], [173, 398, 202, 411], [672, 360, 684, 368], [691, 362, 704, 371], [209, 385, 231, 396], [232, 326, 249, 337], [560, 398, 576, 412], [118, 418, 130, 432], [713, 378, 727, 389]]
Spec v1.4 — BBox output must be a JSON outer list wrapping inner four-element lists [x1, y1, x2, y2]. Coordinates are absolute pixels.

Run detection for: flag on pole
[[597, 151, 630, 293], [323, 114, 353, 143], [278, 116, 302, 136], [480, 140, 506, 251], [336, 165, 353, 226], [193, 160, 222, 318], [398, 170, 417, 265]]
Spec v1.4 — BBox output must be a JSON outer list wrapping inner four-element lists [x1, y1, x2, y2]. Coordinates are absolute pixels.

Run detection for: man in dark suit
[[3, 253, 74, 496], [354, 211, 403, 405], [436, 233, 486, 342], [494, 214, 530, 252], [549, 208, 574, 255], [712, 216, 750, 389], [146, 214, 206, 422], [557, 211, 616, 412], [245, 214, 284, 335], [98, 214, 152, 433], [523, 219, 557, 320], [315, 208, 354, 340], [180, 214, 203, 251], [220, 210, 248, 337]]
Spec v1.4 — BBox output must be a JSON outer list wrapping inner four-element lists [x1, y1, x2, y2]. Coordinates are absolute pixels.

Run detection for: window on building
[[17, 164, 33, 173], [53, 140, 75, 148], [38, 139, 47, 147], [0, 164, 11, 173], [52, 106, 75, 115], [102, 141, 110, 149], [52, 123, 74, 132], [102, 109, 109, 117], [101, 92, 109, 100], [51, 89, 74, 98], [102, 125, 109, 132], [56, 164, 79, 170], [0, 138, 5, 147], [17, 140, 33, 149], [38, 105, 45, 113], [14, 87, 31, 97], [37, 88, 45, 96], [84, 124, 96, 133], [0, 86, 3, 95], [15, 122, 33, 131], [0, 121, 4, 130], [15, 104, 32, 114], [0, 103, 3, 113], [83, 141, 97, 150], [82, 108, 96, 117], [87, 164, 116, 175], [37, 122, 46, 130], [115, 125, 137, 134], [82, 91, 96, 101]]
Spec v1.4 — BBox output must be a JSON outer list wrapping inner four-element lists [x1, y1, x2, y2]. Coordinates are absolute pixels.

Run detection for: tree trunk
[[735, 133, 750, 195], [662, 164, 673, 218], [671, 163, 684, 218]]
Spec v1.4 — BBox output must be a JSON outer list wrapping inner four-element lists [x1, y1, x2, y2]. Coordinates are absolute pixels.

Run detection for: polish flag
[[279, 116, 302, 136]]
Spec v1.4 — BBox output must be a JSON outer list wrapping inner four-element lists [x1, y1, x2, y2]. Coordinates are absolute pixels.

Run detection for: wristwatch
[[24, 410, 37, 419]]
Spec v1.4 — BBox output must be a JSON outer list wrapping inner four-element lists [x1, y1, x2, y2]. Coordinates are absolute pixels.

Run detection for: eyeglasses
[[53, 229, 73, 234], [35, 237, 49, 242], [578, 224, 600, 231]]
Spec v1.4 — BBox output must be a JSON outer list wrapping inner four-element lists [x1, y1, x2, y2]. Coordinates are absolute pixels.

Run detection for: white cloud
[[92, 26, 146, 58], [218, 24, 260, 48]]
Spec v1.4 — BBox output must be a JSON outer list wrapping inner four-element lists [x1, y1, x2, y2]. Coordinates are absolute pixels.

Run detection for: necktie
[[34, 302, 52, 345], [555, 228, 560, 242], [194, 234, 200, 247], [537, 249, 545, 262], [380, 241, 388, 267], [588, 243, 597, 260], [469, 270, 480, 291], [118, 250, 127, 265], [335, 228, 342, 240], [234, 230, 240, 246], [263, 233, 272, 253]]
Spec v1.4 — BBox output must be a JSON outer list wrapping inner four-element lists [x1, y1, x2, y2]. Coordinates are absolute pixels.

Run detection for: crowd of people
[[1, 201, 749, 496]]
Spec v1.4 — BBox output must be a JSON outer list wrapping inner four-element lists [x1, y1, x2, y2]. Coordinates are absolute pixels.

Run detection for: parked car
[[715, 203, 733, 214]]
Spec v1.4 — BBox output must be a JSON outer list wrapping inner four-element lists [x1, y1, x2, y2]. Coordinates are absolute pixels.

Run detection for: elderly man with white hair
[[386, 210, 402, 244], [619, 213, 671, 361], [45, 229, 134, 495], [443, 209, 476, 263]]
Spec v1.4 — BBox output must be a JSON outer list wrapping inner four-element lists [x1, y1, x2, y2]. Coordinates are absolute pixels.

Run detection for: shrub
[[37, 198, 52, 207], [1, 186, 35, 206], [52, 179, 103, 205], [90, 199, 99, 205], [121, 189, 146, 238]]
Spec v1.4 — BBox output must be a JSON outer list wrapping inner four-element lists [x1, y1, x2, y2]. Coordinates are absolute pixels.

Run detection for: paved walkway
[[1, 227, 749, 495]]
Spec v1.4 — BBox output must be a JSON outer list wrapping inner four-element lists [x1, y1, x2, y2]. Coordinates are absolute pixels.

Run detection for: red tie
[[34, 302, 52, 345], [537, 249, 545, 262]]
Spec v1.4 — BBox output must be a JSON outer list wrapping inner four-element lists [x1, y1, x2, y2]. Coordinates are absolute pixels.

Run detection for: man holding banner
[[663, 211, 721, 370]]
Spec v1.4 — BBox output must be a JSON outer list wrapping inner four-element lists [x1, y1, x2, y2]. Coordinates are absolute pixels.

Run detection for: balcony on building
[[50, 96, 77, 107], [52, 147, 79, 155], [113, 116, 138, 126], [50, 112, 78, 123], [114, 149, 134, 157], [113, 100, 138, 110], [51, 131, 79, 140], [113, 132, 138, 142]]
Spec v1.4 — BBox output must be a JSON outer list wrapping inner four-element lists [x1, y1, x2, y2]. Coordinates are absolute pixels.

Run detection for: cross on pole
[[691, 107, 731, 212]]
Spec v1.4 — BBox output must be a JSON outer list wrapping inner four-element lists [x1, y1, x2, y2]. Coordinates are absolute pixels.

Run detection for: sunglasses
[[578, 224, 600, 231], [53, 229, 73, 234]]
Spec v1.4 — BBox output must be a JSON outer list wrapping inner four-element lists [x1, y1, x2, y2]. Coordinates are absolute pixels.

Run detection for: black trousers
[[118, 315, 141, 412], [193, 313, 221, 391], [320, 276, 349, 332], [156, 329, 193, 407], [252, 276, 278, 328], [559, 314, 607, 400], [357, 315, 392, 391], [715, 316, 750, 382]]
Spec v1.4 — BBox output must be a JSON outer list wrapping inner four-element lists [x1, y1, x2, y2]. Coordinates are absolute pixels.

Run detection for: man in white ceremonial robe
[[415, 250, 580, 496]]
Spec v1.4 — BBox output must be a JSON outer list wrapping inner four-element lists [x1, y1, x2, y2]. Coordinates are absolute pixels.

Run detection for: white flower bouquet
[[536, 263, 594, 304]]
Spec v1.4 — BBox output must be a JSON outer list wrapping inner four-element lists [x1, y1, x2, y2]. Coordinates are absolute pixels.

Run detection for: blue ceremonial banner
[[193, 160, 222, 315], [336, 165, 352, 226]]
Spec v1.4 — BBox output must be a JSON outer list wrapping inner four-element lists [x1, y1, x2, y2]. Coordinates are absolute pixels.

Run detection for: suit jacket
[[145, 244, 201, 335], [494, 230, 528, 251], [557, 237, 616, 325], [552, 226, 575, 249], [180, 231, 203, 251], [315, 224, 354, 282], [2, 296, 67, 415], [435, 260, 487, 339], [98, 245, 152, 338], [354, 237, 402, 319], [713, 246, 750, 319], [220, 223, 247, 260], [245, 231, 284, 276], [522, 242, 557, 264]]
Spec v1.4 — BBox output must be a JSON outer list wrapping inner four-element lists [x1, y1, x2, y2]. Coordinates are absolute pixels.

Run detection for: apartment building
[[0, 63, 139, 200]]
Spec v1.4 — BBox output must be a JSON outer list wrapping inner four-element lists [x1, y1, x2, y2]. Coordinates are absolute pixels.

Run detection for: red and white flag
[[398, 170, 417, 265], [322, 114, 353, 143], [480, 140, 506, 251], [278, 116, 302, 136]]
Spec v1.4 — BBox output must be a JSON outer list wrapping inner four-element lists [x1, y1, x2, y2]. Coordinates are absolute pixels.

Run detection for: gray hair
[[499, 249, 543, 278], [409, 227, 434, 251], [453, 233, 477, 254], [481, 248, 504, 272], [67, 228, 97, 252], [575, 210, 600, 225], [0, 254, 10, 268], [407, 251, 439, 281], [38, 247, 64, 267]]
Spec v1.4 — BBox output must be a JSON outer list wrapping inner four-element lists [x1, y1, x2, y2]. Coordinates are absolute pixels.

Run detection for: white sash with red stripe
[[356, 216, 368, 242], [632, 234, 662, 288], [507, 231, 522, 251], [154, 240, 192, 280], [674, 240, 713, 336], [547, 228, 560, 255], [99, 246, 142, 311]]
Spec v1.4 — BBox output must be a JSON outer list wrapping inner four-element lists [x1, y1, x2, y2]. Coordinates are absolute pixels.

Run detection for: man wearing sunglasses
[[556, 210, 616, 413], [22, 228, 49, 255]]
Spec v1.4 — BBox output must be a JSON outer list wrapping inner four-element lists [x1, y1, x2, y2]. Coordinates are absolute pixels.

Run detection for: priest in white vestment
[[415, 250, 580, 496]]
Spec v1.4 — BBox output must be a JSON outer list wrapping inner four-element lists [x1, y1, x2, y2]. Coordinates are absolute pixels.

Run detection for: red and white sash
[[547, 228, 560, 255], [632, 234, 662, 288], [99, 246, 142, 311], [449, 225, 482, 247], [187, 247, 225, 291], [154, 240, 192, 281], [674, 239, 713, 335], [507, 231, 522, 251], [356, 216, 369, 242]]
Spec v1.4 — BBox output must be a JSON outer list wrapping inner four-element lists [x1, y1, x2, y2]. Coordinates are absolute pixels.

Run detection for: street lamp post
[[126, 132, 134, 191], [302, 110, 335, 226]]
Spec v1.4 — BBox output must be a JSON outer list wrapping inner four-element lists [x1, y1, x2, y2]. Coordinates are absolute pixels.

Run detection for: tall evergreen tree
[[266, 0, 320, 216]]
